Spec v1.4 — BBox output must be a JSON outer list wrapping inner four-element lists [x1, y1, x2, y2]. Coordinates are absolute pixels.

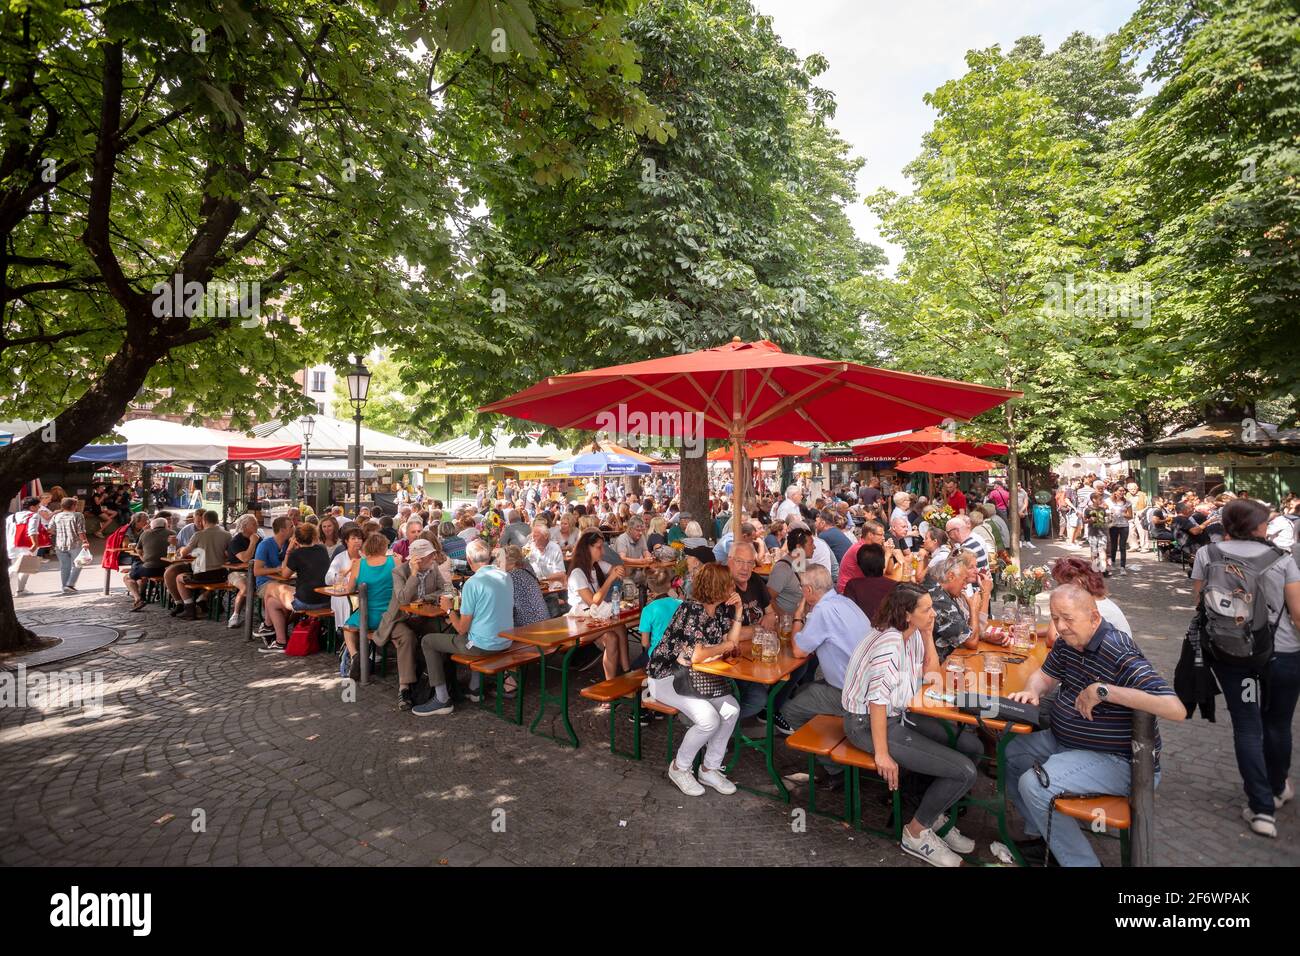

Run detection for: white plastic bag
[[73, 546, 95, 568]]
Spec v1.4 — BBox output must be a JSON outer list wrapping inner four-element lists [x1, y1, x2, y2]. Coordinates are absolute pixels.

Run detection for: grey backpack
[[1198, 543, 1289, 670]]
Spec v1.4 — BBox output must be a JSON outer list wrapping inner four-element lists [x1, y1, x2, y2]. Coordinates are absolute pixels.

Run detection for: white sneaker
[[697, 766, 737, 795], [1242, 807, 1277, 838], [667, 761, 704, 797], [227, 613, 243, 629], [1275, 779, 1294, 810], [934, 813, 975, 854], [900, 826, 964, 867]]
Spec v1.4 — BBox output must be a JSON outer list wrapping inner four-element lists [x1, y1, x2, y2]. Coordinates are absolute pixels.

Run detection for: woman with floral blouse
[[646, 563, 745, 798]]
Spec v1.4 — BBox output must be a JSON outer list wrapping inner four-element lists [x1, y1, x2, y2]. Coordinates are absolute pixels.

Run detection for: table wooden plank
[[907, 638, 1049, 733], [501, 606, 640, 650], [693, 646, 804, 686]]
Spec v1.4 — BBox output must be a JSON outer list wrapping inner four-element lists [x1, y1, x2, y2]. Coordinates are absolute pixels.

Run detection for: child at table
[[634, 566, 681, 669]]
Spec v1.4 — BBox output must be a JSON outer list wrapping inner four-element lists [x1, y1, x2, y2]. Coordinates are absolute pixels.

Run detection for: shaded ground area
[[1, 540, 1295, 867]]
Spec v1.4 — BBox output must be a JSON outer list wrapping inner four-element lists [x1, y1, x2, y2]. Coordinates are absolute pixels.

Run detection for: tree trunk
[[0, 322, 165, 650], [679, 444, 709, 530]]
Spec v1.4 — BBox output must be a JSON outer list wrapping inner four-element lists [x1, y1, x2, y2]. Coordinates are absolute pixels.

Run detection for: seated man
[[412, 539, 513, 717], [124, 517, 171, 611], [172, 510, 232, 620], [375, 538, 455, 710], [1005, 585, 1184, 866], [779, 564, 870, 784]]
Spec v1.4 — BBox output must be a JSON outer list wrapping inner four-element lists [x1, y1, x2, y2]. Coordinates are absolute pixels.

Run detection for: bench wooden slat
[[642, 698, 678, 716], [465, 646, 540, 675], [1054, 795, 1130, 830], [785, 713, 846, 757], [579, 670, 647, 703], [829, 739, 878, 772]]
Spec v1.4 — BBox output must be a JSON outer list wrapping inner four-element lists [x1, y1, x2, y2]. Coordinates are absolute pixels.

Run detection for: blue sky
[[754, 0, 1142, 268]]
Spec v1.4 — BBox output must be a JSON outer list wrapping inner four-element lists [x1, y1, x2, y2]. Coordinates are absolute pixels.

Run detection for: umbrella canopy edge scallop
[[481, 338, 1020, 524]]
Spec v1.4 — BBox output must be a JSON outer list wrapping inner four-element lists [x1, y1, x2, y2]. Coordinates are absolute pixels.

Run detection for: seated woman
[[339, 533, 396, 681], [1046, 556, 1132, 640], [439, 520, 467, 564], [567, 531, 630, 680], [326, 526, 366, 636], [680, 521, 709, 550], [285, 521, 331, 612], [844, 543, 897, 622], [502, 544, 549, 628], [924, 552, 991, 661], [841, 583, 981, 867], [260, 522, 332, 652], [645, 562, 744, 798], [646, 516, 668, 551]]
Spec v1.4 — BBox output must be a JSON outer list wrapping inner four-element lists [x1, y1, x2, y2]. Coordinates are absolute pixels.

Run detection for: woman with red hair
[[1046, 556, 1133, 641]]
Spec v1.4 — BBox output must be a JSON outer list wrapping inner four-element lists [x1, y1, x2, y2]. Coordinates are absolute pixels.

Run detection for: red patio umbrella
[[705, 440, 810, 461], [480, 338, 1019, 523], [895, 445, 997, 473], [852, 425, 1008, 459]]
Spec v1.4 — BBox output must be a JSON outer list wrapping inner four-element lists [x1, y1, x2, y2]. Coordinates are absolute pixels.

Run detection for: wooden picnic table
[[694, 645, 807, 802], [400, 601, 448, 618], [501, 605, 641, 748], [905, 636, 1050, 865]]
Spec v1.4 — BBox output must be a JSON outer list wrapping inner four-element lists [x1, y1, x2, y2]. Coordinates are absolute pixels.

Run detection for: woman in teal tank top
[[340, 533, 396, 679]]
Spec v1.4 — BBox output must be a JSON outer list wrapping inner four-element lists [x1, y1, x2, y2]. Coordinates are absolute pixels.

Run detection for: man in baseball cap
[[373, 536, 454, 711]]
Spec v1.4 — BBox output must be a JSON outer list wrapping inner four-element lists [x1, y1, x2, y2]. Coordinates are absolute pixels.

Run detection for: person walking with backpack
[[1192, 498, 1300, 838]]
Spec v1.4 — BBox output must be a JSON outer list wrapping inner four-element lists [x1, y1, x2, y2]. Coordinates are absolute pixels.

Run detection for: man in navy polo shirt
[[1004, 585, 1184, 866]]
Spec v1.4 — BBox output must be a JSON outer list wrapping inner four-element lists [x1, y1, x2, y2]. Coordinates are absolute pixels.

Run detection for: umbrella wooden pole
[[732, 370, 744, 545]]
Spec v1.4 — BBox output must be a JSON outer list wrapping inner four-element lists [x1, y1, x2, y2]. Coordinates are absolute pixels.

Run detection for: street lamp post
[[345, 359, 371, 519], [301, 414, 315, 513]]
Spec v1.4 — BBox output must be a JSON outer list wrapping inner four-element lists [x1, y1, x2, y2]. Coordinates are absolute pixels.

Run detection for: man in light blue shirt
[[413, 539, 514, 717], [780, 564, 871, 742]]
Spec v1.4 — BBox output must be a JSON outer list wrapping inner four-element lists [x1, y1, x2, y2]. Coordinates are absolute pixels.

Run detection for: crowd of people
[[7, 466, 1299, 868]]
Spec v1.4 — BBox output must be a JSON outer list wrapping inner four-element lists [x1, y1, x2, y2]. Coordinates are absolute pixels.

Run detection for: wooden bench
[[450, 645, 540, 725], [785, 714, 850, 821], [1050, 794, 1131, 866], [828, 737, 902, 840], [191, 581, 237, 620], [301, 608, 337, 652], [579, 670, 679, 761]]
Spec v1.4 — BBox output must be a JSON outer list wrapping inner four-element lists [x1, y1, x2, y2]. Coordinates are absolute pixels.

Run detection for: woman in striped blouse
[[841, 583, 981, 867]]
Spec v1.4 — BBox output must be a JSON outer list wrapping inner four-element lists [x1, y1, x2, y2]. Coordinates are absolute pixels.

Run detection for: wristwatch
[[1096, 684, 1109, 701]]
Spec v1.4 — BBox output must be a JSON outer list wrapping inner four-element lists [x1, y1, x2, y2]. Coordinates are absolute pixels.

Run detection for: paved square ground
[[2, 540, 1296, 866]]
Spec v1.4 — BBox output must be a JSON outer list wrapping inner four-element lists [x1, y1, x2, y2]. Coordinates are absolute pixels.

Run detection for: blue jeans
[[1211, 652, 1300, 815], [56, 549, 82, 589], [1005, 730, 1154, 867]]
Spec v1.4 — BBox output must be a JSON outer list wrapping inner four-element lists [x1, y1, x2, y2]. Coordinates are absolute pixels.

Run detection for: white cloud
[[754, 0, 1139, 270]]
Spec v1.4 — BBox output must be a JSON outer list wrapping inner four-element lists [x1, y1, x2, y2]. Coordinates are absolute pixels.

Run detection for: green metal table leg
[[724, 680, 790, 803], [528, 643, 580, 748]]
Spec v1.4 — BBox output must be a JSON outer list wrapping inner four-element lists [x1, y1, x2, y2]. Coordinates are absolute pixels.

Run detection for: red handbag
[[285, 617, 322, 656]]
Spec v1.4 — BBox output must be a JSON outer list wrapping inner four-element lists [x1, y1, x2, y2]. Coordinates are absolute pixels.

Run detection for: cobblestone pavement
[[1, 539, 1296, 867]]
